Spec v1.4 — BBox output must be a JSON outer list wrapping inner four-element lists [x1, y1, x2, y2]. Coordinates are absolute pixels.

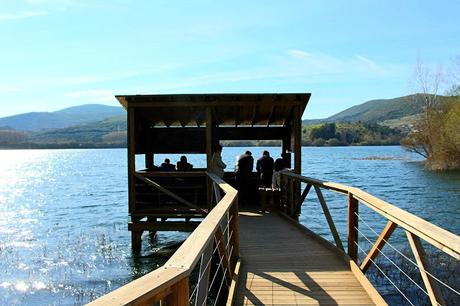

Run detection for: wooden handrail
[[282, 171, 460, 260], [88, 172, 239, 306], [282, 171, 459, 306]]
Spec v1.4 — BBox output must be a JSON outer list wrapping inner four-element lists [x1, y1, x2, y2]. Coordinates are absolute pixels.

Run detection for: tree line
[[303, 122, 402, 146]]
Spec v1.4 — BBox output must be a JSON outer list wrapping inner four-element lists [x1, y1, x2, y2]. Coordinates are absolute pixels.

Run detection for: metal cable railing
[[355, 241, 416, 306], [280, 171, 460, 306], [88, 172, 239, 306], [186, 203, 235, 306], [356, 211, 460, 299]]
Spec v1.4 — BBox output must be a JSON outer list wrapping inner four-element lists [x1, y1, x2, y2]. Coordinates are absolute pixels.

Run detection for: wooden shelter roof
[[116, 93, 310, 127]]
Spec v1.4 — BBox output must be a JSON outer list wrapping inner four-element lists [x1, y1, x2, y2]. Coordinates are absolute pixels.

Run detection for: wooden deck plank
[[234, 211, 378, 306]]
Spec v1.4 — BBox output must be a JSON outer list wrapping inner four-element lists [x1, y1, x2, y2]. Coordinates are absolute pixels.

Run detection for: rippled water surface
[[0, 147, 459, 305]]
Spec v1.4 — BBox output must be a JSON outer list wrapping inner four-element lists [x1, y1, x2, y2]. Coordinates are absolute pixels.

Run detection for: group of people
[[155, 147, 286, 190], [234, 150, 286, 189], [158, 156, 193, 171], [153, 146, 286, 206]]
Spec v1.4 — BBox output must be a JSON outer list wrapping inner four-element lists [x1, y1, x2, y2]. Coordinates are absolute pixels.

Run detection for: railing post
[[289, 177, 295, 218], [229, 198, 240, 268], [280, 173, 288, 213], [165, 277, 189, 306], [348, 192, 359, 262]]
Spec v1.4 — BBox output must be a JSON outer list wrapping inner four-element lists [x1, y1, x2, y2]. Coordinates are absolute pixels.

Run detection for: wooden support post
[[360, 221, 397, 273], [348, 192, 359, 262], [131, 230, 142, 253], [165, 277, 189, 306], [292, 105, 301, 220], [314, 186, 344, 251], [145, 153, 154, 170], [293, 105, 301, 174], [206, 107, 213, 212], [127, 108, 136, 215], [229, 200, 239, 267], [289, 177, 295, 218], [406, 231, 446, 306], [280, 173, 288, 213], [282, 132, 291, 168], [293, 184, 312, 216], [147, 216, 157, 239]]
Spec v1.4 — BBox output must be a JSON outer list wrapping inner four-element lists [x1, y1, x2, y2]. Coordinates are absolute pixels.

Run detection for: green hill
[[327, 95, 425, 122], [303, 94, 448, 129], [0, 104, 124, 131], [0, 94, 445, 148], [31, 115, 127, 146]]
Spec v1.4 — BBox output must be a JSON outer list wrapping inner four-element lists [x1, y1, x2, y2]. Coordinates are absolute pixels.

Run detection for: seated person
[[159, 158, 175, 171], [176, 155, 193, 171]]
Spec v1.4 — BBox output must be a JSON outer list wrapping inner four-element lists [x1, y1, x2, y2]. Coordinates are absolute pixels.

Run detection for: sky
[[1, 0, 459, 119]]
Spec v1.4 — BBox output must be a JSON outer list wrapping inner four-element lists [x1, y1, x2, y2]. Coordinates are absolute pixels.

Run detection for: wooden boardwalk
[[235, 211, 376, 306]]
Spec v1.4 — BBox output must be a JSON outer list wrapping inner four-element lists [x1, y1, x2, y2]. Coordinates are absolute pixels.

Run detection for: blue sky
[[1, 0, 459, 119]]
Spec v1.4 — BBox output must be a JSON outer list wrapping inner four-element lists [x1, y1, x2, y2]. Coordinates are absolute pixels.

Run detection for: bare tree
[[402, 56, 460, 169]]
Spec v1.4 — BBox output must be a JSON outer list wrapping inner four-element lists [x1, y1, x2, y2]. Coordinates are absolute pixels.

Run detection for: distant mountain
[[326, 95, 426, 122], [32, 115, 127, 144], [303, 94, 446, 129], [0, 104, 125, 131]]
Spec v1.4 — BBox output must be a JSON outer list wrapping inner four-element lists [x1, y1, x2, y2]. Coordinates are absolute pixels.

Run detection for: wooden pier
[[88, 93, 459, 306], [234, 211, 380, 305]]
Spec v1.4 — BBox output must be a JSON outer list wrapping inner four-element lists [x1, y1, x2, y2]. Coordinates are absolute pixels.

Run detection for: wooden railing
[[88, 172, 239, 306], [280, 171, 460, 306]]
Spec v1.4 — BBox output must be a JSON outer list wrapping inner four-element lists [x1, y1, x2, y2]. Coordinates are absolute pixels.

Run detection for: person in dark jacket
[[176, 156, 193, 171], [160, 158, 175, 171], [256, 150, 274, 187], [235, 151, 254, 206]]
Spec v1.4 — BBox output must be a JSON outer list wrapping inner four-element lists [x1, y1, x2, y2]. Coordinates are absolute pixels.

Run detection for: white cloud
[[0, 11, 48, 22], [286, 49, 396, 78]]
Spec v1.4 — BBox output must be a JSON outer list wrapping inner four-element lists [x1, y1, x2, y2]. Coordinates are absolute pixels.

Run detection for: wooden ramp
[[235, 211, 377, 306]]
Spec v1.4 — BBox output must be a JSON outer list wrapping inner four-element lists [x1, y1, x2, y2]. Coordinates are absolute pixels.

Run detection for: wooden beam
[[348, 192, 359, 262], [406, 231, 446, 306], [360, 221, 397, 273], [117, 93, 311, 108], [283, 105, 294, 127], [135, 174, 207, 214], [128, 221, 200, 232], [293, 184, 312, 216], [217, 127, 288, 140], [234, 105, 240, 127], [251, 105, 257, 126], [314, 186, 344, 251], [212, 106, 220, 126], [266, 105, 276, 127]]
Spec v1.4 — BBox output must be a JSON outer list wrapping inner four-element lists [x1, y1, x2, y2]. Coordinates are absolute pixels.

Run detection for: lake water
[[0, 146, 459, 305]]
